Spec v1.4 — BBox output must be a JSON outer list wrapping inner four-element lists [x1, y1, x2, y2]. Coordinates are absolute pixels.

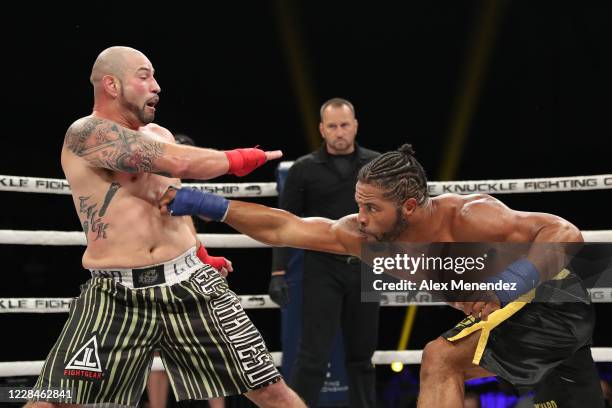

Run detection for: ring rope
[[0, 175, 278, 197], [0, 296, 445, 313], [1, 287, 610, 313], [0, 231, 268, 248], [2, 348, 612, 377], [0, 229, 610, 247], [1, 173, 611, 196]]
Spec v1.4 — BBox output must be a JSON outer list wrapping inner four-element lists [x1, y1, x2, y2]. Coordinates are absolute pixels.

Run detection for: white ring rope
[[2, 173, 612, 196], [0, 231, 268, 248], [1, 287, 610, 314], [0, 230, 612, 248], [2, 348, 612, 377], [0, 175, 278, 197], [0, 296, 280, 313], [0, 229, 610, 247], [426, 174, 612, 195]]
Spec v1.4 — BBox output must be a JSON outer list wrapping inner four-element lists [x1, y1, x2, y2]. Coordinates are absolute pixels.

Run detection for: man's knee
[[421, 337, 456, 378], [22, 403, 59, 408], [247, 379, 296, 405], [23, 402, 79, 408]]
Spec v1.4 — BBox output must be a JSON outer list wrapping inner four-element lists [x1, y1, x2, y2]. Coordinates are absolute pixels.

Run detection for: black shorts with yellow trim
[[442, 270, 602, 401]]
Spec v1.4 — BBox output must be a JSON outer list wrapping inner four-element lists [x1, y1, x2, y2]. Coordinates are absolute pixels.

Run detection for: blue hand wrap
[[488, 258, 540, 306], [167, 188, 229, 222]]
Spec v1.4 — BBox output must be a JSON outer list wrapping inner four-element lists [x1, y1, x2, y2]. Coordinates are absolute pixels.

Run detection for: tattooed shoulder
[[64, 117, 105, 155], [64, 117, 166, 173]]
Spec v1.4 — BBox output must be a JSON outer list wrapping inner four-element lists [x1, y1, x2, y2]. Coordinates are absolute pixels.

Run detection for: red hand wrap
[[224, 148, 267, 176], [196, 244, 228, 271], [196, 244, 208, 262]]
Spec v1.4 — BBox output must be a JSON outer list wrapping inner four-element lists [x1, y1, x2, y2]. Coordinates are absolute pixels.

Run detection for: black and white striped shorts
[[31, 248, 281, 406]]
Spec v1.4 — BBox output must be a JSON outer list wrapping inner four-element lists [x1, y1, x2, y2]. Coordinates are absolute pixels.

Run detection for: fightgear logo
[[64, 336, 104, 379]]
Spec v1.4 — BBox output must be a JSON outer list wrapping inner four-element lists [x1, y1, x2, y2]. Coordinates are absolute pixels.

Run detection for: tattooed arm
[[64, 116, 229, 179]]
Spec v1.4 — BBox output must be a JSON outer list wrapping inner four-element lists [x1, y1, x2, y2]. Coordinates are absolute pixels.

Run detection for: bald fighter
[[162, 144, 605, 407], [26, 46, 304, 408]]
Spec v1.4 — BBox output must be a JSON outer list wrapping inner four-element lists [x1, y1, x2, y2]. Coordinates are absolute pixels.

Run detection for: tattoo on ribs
[[99, 182, 121, 216], [78, 182, 121, 240], [65, 118, 165, 173]]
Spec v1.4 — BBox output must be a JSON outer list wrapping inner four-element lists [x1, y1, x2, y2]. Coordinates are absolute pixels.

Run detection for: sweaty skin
[[160, 180, 582, 319], [33, 46, 300, 408], [62, 47, 281, 268], [159, 179, 584, 408], [63, 122, 199, 268]]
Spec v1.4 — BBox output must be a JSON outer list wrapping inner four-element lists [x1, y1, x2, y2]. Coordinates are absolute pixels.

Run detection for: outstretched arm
[[63, 116, 282, 179], [224, 201, 362, 256], [159, 188, 364, 256]]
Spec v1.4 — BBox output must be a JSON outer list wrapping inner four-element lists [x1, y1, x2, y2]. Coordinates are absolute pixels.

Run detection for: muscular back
[[441, 194, 578, 243], [62, 117, 195, 268], [340, 193, 580, 251]]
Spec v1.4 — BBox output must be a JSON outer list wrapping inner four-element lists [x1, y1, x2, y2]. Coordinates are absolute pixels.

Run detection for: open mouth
[[145, 97, 159, 110]]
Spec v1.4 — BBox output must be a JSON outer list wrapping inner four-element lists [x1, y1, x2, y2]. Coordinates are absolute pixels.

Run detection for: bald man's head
[[90, 46, 145, 85]]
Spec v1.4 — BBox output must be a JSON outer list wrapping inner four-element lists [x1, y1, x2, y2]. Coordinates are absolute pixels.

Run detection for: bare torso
[[62, 121, 195, 268], [324, 192, 578, 290]]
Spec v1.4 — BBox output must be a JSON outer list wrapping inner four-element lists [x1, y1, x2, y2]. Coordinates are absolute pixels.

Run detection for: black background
[[1, 1, 611, 404]]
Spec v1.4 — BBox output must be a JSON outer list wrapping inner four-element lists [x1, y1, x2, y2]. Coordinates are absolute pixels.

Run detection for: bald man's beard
[[378, 206, 408, 242], [119, 89, 154, 125]]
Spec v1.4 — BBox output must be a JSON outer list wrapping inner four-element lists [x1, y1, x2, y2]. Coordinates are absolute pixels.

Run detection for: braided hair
[[357, 144, 429, 205]]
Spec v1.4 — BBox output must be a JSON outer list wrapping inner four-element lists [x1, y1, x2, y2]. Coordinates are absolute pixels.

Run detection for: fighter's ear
[[403, 198, 418, 216], [102, 75, 120, 98]]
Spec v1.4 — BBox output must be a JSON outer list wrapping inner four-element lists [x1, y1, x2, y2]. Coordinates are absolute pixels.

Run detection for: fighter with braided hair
[[161, 144, 604, 407]]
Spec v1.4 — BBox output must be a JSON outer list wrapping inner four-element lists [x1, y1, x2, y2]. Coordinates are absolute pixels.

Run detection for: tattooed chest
[[78, 182, 121, 241]]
